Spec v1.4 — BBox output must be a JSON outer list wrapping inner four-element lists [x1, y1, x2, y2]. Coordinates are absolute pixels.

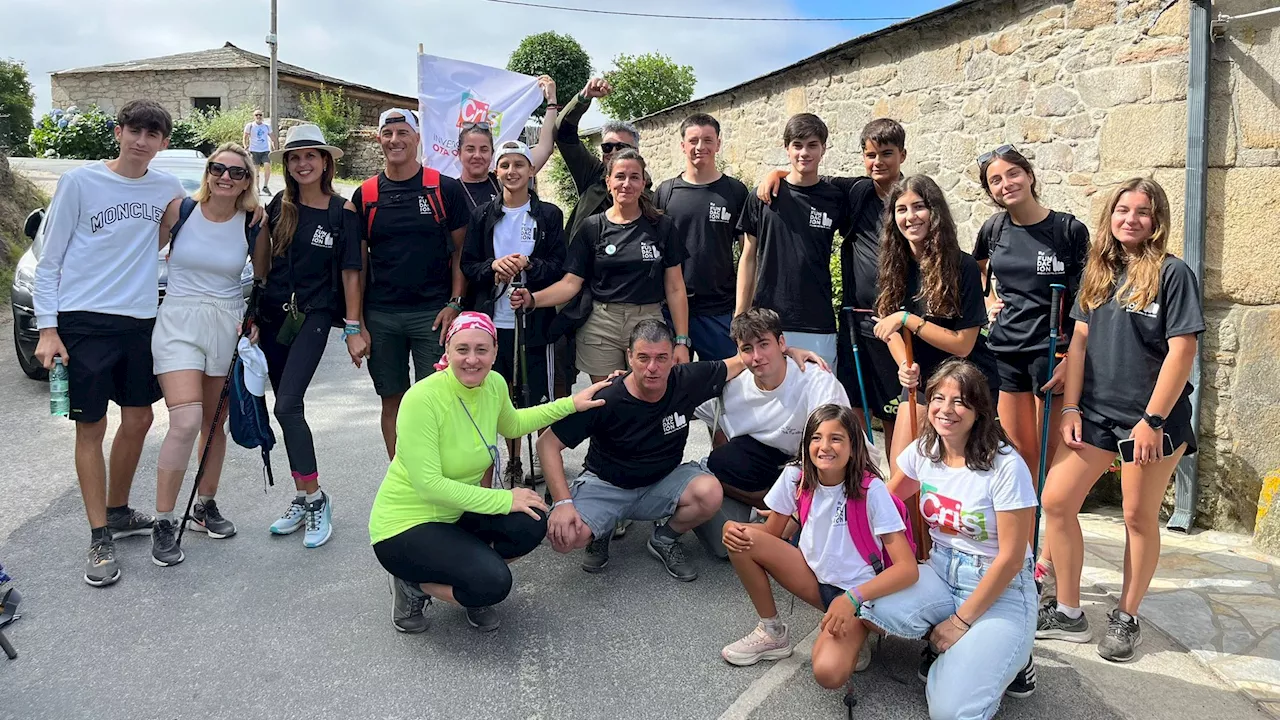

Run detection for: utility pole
[[267, 0, 279, 146]]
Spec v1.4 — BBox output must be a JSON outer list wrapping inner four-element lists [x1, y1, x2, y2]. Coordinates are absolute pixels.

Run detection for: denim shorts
[[570, 460, 712, 541]]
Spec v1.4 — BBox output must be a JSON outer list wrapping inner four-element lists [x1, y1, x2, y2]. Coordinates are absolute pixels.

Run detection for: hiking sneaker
[[1036, 601, 1091, 643], [1097, 609, 1142, 663], [106, 506, 154, 539], [527, 448, 543, 481], [303, 493, 333, 548], [466, 606, 501, 632], [722, 622, 792, 666], [918, 645, 938, 682], [390, 575, 430, 634], [582, 535, 610, 573], [1035, 561, 1056, 602], [270, 498, 308, 535], [189, 499, 237, 539], [1005, 655, 1037, 698], [647, 536, 698, 582], [613, 519, 632, 538], [151, 519, 185, 567], [84, 536, 120, 587], [502, 457, 524, 489], [261, 184, 271, 195], [855, 632, 878, 673]]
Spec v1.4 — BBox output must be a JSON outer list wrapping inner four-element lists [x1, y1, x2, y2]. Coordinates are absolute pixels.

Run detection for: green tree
[[507, 32, 591, 119], [599, 53, 695, 120], [0, 59, 36, 153], [300, 85, 361, 149]]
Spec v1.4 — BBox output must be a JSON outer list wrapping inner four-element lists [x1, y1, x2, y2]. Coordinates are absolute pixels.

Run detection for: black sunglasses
[[207, 162, 249, 181], [600, 141, 633, 154], [977, 144, 1017, 166], [461, 121, 491, 131]]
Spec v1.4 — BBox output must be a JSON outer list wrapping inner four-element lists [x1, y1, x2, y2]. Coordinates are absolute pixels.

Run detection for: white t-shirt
[[244, 121, 272, 153], [166, 204, 249, 299], [763, 465, 906, 589], [897, 439, 1037, 559], [491, 201, 536, 330], [34, 161, 186, 328]]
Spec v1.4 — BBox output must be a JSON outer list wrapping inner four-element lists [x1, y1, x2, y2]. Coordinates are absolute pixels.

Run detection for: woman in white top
[[864, 359, 1039, 720], [150, 142, 266, 567]]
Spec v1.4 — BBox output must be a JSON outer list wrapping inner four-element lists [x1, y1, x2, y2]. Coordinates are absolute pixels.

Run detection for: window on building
[[191, 97, 222, 113]]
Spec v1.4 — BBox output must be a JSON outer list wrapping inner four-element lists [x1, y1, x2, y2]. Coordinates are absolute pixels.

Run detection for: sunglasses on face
[[977, 144, 1017, 166], [600, 142, 633, 154], [207, 162, 249, 181]]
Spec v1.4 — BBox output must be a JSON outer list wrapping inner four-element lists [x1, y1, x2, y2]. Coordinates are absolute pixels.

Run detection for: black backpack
[[979, 210, 1083, 299], [169, 197, 262, 255]]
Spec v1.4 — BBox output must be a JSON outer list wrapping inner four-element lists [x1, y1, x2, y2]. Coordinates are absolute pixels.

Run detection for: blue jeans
[[0, 562, 9, 585], [859, 545, 1037, 720], [663, 308, 737, 361]]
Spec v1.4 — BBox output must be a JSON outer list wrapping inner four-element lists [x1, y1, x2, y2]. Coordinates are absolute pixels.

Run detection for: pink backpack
[[795, 472, 917, 574]]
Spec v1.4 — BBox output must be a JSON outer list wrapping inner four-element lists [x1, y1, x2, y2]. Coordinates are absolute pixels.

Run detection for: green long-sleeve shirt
[[368, 366, 577, 545]]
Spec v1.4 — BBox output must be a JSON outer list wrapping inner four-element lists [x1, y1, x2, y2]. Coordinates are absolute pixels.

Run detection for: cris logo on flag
[[457, 90, 505, 136]]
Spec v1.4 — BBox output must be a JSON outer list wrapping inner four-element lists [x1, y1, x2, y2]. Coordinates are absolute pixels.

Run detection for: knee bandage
[[158, 402, 204, 472]]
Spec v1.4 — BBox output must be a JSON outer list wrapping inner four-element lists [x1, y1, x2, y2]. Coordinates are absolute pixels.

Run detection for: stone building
[[50, 42, 416, 127], [624, 0, 1279, 548]]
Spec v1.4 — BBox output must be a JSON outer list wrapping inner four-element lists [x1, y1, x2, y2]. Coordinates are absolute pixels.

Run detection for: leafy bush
[[196, 103, 257, 148], [168, 114, 205, 151], [544, 151, 578, 208], [0, 59, 36, 153], [300, 85, 360, 150], [28, 106, 117, 160]]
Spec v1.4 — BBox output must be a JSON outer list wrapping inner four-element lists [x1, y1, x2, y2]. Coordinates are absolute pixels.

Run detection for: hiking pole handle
[[1047, 283, 1065, 344], [901, 327, 918, 438]]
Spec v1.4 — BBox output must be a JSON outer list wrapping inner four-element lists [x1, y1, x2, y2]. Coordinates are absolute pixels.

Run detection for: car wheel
[[14, 325, 48, 382]]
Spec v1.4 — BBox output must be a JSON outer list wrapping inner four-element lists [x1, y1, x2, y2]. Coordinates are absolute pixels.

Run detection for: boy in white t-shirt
[[243, 109, 275, 193]]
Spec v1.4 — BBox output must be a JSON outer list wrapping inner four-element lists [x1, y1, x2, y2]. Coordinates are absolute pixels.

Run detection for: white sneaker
[[527, 446, 543, 481], [721, 622, 792, 666]]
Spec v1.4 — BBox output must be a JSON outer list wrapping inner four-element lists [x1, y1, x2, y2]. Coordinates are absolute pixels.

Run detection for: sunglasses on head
[[461, 121, 491, 131], [977, 144, 1018, 166], [600, 141, 633, 154], [207, 162, 249, 181]]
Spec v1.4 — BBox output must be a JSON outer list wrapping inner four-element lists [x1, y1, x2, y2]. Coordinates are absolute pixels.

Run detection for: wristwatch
[[674, 335, 691, 347], [1142, 412, 1166, 429], [447, 296, 465, 311]]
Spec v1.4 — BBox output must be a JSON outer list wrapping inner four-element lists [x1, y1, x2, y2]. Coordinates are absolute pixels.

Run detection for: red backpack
[[795, 472, 917, 574], [359, 167, 447, 238]]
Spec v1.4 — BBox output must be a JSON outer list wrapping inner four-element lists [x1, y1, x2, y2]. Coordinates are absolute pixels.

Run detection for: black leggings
[[257, 310, 332, 479], [373, 511, 547, 608]]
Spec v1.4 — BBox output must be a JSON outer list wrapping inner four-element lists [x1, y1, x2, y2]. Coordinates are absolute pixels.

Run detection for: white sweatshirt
[[34, 161, 185, 328]]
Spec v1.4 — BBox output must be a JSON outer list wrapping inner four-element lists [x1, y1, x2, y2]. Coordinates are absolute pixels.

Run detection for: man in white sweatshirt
[[34, 99, 186, 588]]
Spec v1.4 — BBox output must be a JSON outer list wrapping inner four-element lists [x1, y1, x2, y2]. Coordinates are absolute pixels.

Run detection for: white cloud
[[5, 0, 864, 128]]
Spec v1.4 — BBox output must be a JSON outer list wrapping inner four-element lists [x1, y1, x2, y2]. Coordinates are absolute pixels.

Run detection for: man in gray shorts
[[242, 109, 275, 193], [539, 319, 823, 581]]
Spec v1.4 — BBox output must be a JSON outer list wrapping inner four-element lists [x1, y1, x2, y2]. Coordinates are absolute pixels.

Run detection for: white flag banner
[[417, 54, 543, 176]]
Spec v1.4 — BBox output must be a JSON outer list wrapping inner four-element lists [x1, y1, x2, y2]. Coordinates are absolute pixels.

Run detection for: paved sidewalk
[[1077, 510, 1280, 717]]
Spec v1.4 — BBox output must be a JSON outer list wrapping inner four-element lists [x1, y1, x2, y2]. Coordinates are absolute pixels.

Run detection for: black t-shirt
[[263, 196, 363, 317], [351, 169, 470, 312], [828, 176, 890, 335], [655, 175, 749, 316], [462, 173, 502, 212], [974, 211, 1089, 354], [564, 213, 688, 305], [551, 361, 729, 489], [737, 179, 850, 334], [1071, 255, 1204, 427], [903, 253, 1000, 389]]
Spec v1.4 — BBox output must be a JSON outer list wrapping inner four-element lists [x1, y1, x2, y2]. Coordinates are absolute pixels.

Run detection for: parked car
[[10, 151, 254, 381]]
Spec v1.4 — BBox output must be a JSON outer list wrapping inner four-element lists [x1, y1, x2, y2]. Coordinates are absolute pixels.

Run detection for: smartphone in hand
[[1118, 434, 1176, 464]]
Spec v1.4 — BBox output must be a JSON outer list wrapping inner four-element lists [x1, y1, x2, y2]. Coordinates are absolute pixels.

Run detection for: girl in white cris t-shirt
[[861, 358, 1039, 720], [720, 404, 917, 693]]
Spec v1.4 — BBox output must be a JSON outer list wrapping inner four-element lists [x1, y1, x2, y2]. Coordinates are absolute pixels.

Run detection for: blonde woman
[[150, 142, 266, 567], [1036, 178, 1203, 662]]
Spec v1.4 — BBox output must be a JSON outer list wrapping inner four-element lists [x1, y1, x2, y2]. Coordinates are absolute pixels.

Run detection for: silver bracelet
[[551, 498, 574, 509], [1061, 406, 1082, 416]]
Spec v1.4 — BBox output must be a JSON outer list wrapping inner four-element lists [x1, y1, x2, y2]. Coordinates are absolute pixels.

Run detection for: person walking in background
[[243, 109, 276, 194]]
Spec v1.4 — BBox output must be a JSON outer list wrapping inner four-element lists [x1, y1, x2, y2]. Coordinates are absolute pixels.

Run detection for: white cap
[[494, 139, 533, 165], [378, 108, 420, 134], [237, 338, 269, 397]]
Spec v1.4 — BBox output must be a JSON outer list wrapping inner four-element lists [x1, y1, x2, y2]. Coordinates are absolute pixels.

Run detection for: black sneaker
[[190, 499, 237, 539], [647, 536, 698, 582], [106, 506, 154, 539], [465, 605, 501, 632], [151, 520, 185, 567], [501, 458, 524, 490], [1036, 601, 1091, 642], [0, 585, 22, 628], [1098, 609, 1142, 663], [582, 535, 610, 573], [84, 536, 121, 587], [917, 645, 938, 683], [390, 575, 430, 634], [1005, 655, 1037, 698]]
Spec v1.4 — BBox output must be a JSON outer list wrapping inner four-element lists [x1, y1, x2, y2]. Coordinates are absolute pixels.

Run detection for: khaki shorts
[[152, 295, 244, 376], [574, 301, 663, 377]]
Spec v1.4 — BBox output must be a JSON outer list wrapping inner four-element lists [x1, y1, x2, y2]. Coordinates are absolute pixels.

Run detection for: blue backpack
[[229, 355, 276, 487]]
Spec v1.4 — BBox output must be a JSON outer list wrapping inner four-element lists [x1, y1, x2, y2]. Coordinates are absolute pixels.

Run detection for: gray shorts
[[571, 460, 711, 540]]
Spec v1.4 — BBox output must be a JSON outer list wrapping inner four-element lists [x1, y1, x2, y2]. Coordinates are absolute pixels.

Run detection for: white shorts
[[783, 331, 838, 373], [152, 295, 244, 376]]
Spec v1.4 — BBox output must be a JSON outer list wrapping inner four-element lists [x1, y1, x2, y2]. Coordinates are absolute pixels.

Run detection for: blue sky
[[5, 0, 956, 125]]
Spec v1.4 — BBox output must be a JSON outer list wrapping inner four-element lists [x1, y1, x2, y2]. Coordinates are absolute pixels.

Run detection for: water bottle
[[50, 357, 70, 417]]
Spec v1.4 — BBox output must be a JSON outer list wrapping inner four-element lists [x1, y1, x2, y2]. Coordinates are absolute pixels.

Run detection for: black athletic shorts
[[1079, 401, 1197, 456], [707, 434, 794, 494], [818, 583, 846, 610], [496, 328, 551, 406], [994, 349, 1058, 395], [553, 334, 578, 395], [837, 317, 901, 421], [59, 311, 162, 424]]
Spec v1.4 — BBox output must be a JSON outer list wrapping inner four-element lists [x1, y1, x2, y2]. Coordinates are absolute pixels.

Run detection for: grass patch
[[0, 154, 50, 306]]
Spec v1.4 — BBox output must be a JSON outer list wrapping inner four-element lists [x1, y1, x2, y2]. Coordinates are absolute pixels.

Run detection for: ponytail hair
[[605, 148, 662, 223]]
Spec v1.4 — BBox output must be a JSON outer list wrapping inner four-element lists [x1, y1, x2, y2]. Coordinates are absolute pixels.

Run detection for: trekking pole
[[902, 327, 931, 562], [512, 272, 536, 489], [0, 627, 15, 660], [1033, 284, 1066, 559], [842, 307, 874, 445]]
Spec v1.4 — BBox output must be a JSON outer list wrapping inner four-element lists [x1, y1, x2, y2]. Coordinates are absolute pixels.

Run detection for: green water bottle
[[50, 357, 69, 417]]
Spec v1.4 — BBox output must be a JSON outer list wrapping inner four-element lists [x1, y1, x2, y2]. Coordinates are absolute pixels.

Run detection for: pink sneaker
[[722, 622, 793, 666]]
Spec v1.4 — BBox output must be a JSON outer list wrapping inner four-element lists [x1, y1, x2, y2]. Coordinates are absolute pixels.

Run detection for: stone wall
[[633, 0, 1280, 544], [52, 68, 268, 118], [342, 127, 384, 179]]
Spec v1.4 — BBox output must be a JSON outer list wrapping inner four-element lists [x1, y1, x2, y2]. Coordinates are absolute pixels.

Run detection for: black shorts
[[707, 434, 794, 494], [818, 583, 846, 610], [553, 334, 578, 394], [994, 349, 1056, 395], [251, 151, 271, 166], [837, 319, 901, 421], [1079, 401, 1198, 456], [496, 329, 551, 406], [59, 311, 162, 424]]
